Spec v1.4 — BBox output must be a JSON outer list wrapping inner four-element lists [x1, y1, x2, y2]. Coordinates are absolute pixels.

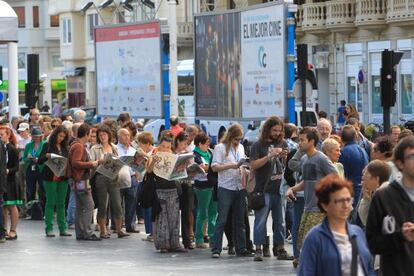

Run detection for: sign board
[[95, 22, 162, 118], [241, 4, 286, 118], [195, 2, 287, 119]]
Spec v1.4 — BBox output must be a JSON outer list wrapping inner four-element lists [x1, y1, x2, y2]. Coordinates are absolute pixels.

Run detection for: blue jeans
[[292, 196, 305, 258], [0, 194, 4, 239], [143, 208, 152, 234], [67, 190, 76, 225], [253, 192, 285, 246], [121, 177, 139, 231], [213, 187, 247, 254]]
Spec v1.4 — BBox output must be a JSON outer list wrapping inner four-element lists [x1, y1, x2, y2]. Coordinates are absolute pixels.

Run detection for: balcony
[[44, 27, 60, 41], [301, 2, 328, 35], [387, 0, 414, 26], [355, 0, 387, 29], [326, 0, 356, 33], [177, 22, 193, 47], [295, 5, 304, 36]]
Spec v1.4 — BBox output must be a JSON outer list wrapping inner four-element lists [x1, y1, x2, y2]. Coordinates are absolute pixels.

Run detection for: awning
[[0, 1, 18, 43]]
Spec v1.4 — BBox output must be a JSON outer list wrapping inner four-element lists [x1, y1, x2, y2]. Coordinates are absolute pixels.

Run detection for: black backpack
[[206, 149, 218, 201], [27, 200, 43, 220]]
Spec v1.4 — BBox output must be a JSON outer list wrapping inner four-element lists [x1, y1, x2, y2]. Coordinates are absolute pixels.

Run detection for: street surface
[[0, 219, 296, 276]]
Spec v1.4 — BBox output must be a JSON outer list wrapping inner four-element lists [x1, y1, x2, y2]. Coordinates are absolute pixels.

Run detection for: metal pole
[[162, 36, 171, 130], [287, 11, 296, 124], [168, 0, 178, 116], [8, 42, 19, 118], [383, 106, 390, 135]]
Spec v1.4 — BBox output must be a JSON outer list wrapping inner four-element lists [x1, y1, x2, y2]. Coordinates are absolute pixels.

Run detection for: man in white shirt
[[116, 128, 140, 233]]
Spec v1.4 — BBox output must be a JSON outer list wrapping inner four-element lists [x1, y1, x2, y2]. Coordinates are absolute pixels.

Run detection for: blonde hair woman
[[322, 138, 344, 178]]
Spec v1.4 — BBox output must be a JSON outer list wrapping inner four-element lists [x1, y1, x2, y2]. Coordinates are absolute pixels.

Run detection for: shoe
[[204, 236, 209, 243], [0, 236, 5, 243], [212, 252, 220, 258], [196, 243, 209, 249], [100, 233, 111, 239], [25, 215, 32, 220], [142, 234, 154, 242], [118, 231, 130, 238], [169, 247, 188, 253], [160, 249, 168, 253], [293, 258, 299, 268], [46, 231, 56, 238], [68, 224, 75, 230], [228, 247, 236, 255], [263, 245, 271, 257], [126, 229, 140, 233], [84, 234, 101, 241], [254, 249, 263, 261], [138, 219, 144, 224], [276, 248, 294, 260], [5, 230, 17, 240], [236, 251, 255, 257], [185, 243, 195, 250], [60, 231, 72, 237], [76, 237, 85, 240]]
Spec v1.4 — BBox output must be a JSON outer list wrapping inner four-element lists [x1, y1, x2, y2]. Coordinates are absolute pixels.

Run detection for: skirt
[[4, 176, 23, 206], [297, 211, 325, 249]]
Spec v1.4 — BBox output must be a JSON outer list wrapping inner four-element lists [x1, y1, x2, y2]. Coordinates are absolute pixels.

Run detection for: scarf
[[194, 146, 211, 164]]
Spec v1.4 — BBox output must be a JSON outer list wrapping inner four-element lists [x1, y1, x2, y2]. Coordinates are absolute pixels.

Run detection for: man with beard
[[250, 116, 293, 261]]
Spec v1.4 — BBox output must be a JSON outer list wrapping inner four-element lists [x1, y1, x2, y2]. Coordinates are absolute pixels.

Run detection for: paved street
[[0, 220, 296, 276]]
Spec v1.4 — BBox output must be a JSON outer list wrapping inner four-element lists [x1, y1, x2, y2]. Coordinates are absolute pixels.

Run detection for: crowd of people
[[0, 108, 413, 275]]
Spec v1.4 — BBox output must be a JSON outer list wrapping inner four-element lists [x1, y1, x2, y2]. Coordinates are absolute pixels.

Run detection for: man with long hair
[[250, 116, 292, 261], [211, 124, 252, 258]]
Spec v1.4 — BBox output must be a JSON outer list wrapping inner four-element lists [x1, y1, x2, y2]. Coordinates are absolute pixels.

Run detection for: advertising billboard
[[95, 22, 162, 118], [195, 13, 241, 118], [241, 4, 286, 118], [195, 3, 286, 119]]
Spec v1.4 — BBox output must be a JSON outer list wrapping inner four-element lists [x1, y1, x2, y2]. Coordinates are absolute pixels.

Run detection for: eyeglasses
[[404, 154, 414, 161], [52, 125, 59, 128], [233, 137, 243, 141], [333, 197, 353, 205]]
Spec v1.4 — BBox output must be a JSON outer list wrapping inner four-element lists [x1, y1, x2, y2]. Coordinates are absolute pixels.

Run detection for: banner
[[241, 5, 286, 118]]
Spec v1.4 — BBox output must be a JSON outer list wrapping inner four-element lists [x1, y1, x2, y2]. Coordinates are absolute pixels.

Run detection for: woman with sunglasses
[[38, 126, 71, 237], [298, 174, 375, 276]]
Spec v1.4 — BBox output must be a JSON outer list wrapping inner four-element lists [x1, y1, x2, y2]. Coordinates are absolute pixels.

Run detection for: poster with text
[[241, 5, 286, 118], [95, 22, 162, 118], [195, 13, 242, 118]]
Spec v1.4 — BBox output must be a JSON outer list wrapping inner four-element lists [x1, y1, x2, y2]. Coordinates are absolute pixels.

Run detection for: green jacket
[[23, 140, 45, 172]]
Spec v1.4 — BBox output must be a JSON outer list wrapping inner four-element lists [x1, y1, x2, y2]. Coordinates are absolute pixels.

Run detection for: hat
[[18, 122, 30, 132], [30, 127, 43, 136]]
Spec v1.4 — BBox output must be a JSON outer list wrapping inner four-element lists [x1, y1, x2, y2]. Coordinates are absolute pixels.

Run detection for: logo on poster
[[258, 46, 267, 68]]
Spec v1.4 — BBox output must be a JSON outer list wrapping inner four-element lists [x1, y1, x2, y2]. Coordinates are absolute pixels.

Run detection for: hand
[[402, 222, 414, 242], [280, 148, 288, 159], [97, 159, 105, 165], [46, 153, 51, 159], [286, 187, 296, 202], [6, 169, 9, 175], [92, 161, 99, 167], [230, 163, 239, 169], [268, 148, 283, 159]]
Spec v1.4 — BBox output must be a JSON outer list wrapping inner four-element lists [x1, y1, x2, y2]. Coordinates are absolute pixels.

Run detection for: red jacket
[[66, 140, 94, 181]]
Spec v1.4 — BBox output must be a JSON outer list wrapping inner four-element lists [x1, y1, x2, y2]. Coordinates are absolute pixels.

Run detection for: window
[[52, 54, 63, 68], [50, 15, 59, 27], [88, 13, 99, 42], [118, 12, 126, 24], [33, 6, 39, 28], [13, 7, 25, 28], [401, 74, 412, 114], [18, 53, 26, 69], [370, 52, 382, 114], [62, 18, 72, 44]]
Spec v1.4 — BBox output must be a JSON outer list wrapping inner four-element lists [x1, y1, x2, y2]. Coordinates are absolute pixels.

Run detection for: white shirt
[[117, 143, 136, 176], [212, 143, 245, 191], [332, 231, 364, 276]]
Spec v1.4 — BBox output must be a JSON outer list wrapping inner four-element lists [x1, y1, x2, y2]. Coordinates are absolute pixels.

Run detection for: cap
[[30, 127, 43, 136], [18, 122, 30, 132]]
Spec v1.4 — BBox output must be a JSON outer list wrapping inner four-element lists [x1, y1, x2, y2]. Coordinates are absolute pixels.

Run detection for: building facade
[[295, 0, 414, 125], [0, 0, 64, 110]]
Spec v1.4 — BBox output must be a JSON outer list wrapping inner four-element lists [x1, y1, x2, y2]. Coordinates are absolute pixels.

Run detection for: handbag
[[118, 165, 132, 189], [248, 163, 272, 211]]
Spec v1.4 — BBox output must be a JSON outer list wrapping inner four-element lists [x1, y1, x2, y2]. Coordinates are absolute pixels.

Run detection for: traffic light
[[26, 54, 40, 108], [381, 49, 403, 107]]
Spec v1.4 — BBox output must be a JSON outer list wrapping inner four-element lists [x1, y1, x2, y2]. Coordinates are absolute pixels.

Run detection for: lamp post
[[168, 0, 178, 117]]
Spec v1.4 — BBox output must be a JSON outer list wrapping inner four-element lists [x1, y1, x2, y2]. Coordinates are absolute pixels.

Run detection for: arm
[[286, 180, 305, 201], [71, 145, 95, 169], [366, 191, 405, 255], [211, 145, 238, 172], [22, 143, 31, 164], [298, 231, 319, 276], [288, 149, 306, 172], [37, 142, 49, 165]]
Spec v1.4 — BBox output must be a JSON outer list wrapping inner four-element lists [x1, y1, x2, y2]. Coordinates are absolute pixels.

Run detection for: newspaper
[[119, 149, 148, 181], [153, 152, 194, 181], [186, 163, 206, 175], [96, 154, 125, 180], [45, 153, 67, 177]]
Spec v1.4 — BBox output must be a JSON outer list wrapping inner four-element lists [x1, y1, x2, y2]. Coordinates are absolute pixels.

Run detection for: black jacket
[[0, 141, 6, 194], [5, 143, 19, 183], [38, 142, 69, 181], [366, 180, 414, 276]]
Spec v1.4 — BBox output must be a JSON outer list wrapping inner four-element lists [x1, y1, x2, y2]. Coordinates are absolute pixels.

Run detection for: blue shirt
[[298, 218, 375, 276], [338, 106, 346, 124], [339, 142, 368, 190]]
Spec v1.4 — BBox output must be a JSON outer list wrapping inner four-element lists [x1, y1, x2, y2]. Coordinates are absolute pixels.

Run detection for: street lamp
[[98, 0, 114, 9], [80, 1, 94, 13]]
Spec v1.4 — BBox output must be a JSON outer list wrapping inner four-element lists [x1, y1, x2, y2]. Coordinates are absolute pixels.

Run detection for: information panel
[[95, 22, 162, 118]]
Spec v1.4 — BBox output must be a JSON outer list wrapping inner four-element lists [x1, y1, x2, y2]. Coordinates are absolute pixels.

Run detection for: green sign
[[51, 79, 66, 91], [0, 80, 26, 92]]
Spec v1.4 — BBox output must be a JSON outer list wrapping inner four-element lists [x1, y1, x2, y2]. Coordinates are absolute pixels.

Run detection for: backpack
[[27, 200, 43, 220], [206, 149, 218, 201]]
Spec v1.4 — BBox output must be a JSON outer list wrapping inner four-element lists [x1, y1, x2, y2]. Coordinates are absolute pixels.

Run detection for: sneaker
[[138, 219, 144, 224], [212, 252, 220, 258], [293, 258, 299, 268], [254, 249, 263, 261], [276, 248, 294, 260], [203, 236, 209, 243], [236, 251, 255, 257], [84, 234, 101, 241], [25, 215, 32, 220], [196, 243, 209, 249], [46, 231, 56, 238], [142, 234, 154, 242], [185, 243, 195, 250], [263, 245, 271, 257], [68, 224, 75, 230], [0, 236, 5, 243], [228, 247, 236, 255], [59, 231, 72, 237]]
